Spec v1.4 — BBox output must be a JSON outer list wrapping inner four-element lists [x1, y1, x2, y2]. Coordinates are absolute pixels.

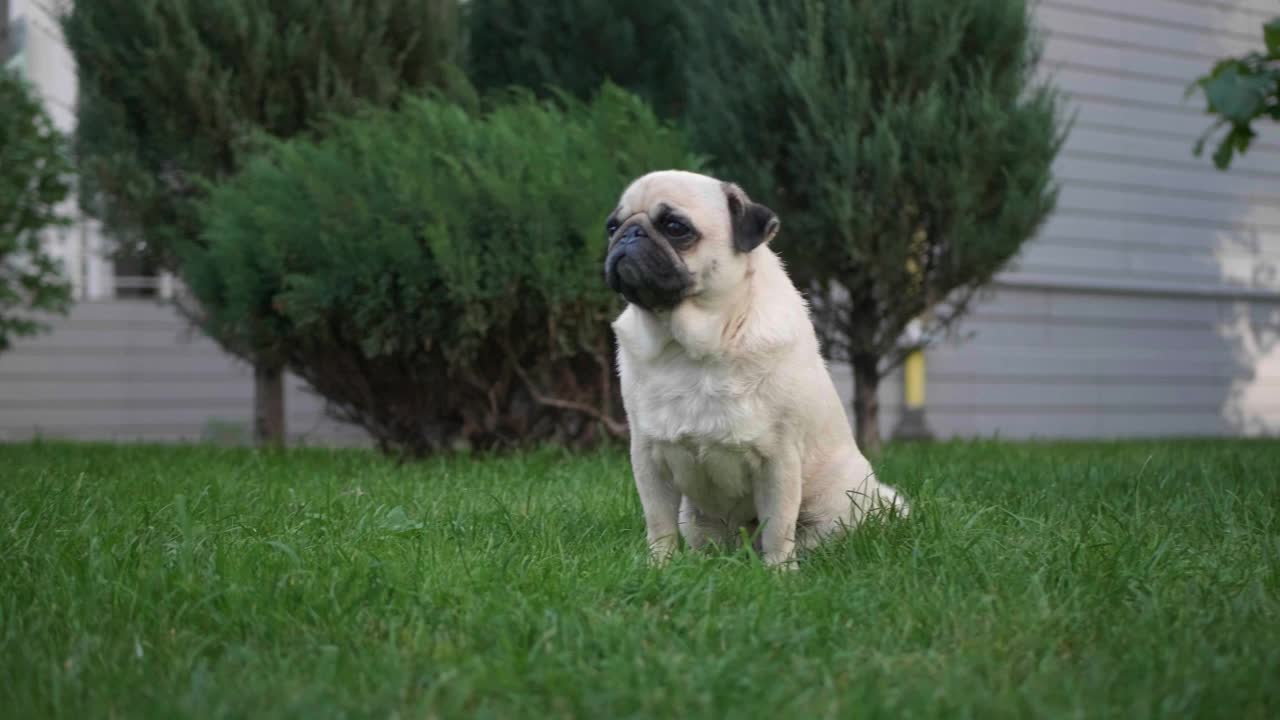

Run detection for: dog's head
[[603, 170, 780, 312]]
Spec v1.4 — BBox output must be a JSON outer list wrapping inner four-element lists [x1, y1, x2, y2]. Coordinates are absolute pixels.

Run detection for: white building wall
[[6, 0, 114, 301], [862, 0, 1280, 439], [0, 301, 369, 445]]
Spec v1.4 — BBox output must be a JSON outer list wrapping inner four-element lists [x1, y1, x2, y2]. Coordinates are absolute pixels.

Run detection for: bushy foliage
[[465, 0, 688, 118], [1192, 18, 1280, 169], [684, 0, 1065, 453], [187, 86, 701, 455], [64, 0, 460, 271], [0, 70, 72, 351]]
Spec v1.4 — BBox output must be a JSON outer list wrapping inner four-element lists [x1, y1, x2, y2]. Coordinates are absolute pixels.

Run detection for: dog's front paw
[[647, 536, 678, 568], [763, 552, 799, 571]]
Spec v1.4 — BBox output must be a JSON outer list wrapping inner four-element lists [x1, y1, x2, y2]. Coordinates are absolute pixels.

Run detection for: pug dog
[[605, 170, 909, 569]]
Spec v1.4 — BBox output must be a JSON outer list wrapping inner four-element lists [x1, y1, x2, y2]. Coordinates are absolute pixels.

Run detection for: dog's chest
[[628, 354, 773, 515], [628, 354, 771, 447], [659, 441, 763, 517]]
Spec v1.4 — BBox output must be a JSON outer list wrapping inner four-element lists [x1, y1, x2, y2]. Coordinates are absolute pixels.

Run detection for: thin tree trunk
[[851, 352, 882, 457], [254, 361, 286, 448]]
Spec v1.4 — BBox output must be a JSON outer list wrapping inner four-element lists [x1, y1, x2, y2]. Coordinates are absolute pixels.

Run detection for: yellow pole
[[895, 241, 933, 439], [893, 334, 933, 440], [903, 348, 926, 409]]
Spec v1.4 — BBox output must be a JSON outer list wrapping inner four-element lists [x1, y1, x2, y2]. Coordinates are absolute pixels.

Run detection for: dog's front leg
[[631, 436, 680, 565], [754, 448, 803, 569]]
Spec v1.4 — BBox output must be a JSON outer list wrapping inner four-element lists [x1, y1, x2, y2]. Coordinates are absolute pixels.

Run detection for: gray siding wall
[[0, 301, 368, 445], [851, 0, 1280, 439]]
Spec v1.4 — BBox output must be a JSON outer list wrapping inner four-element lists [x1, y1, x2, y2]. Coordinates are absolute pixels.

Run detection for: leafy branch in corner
[[1191, 18, 1280, 170]]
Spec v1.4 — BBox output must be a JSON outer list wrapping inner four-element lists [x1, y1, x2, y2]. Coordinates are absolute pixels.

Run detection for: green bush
[[465, 0, 688, 119], [187, 85, 701, 456], [65, 0, 460, 271]]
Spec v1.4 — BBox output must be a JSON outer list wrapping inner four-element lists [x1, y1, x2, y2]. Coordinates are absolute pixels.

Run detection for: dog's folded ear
[[723, 182, 780, 253]]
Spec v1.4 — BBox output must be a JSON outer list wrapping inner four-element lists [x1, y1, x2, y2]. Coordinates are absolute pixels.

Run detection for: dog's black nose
[[619, 224, 647, 245]]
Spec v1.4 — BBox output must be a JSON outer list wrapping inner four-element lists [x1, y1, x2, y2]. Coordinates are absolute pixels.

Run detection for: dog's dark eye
[[663, 219, 692, 238], [605, 219, 620, 238]]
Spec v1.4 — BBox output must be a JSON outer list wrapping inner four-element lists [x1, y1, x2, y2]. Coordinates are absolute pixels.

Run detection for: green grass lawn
[[1, 440, 1278, 718]]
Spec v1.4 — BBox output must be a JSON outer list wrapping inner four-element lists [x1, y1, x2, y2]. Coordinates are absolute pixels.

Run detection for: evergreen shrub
[[188, 86, 701, 455]]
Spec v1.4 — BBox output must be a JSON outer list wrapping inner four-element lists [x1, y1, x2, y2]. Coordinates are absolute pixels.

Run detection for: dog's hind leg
[[794, 467, 911, 553]]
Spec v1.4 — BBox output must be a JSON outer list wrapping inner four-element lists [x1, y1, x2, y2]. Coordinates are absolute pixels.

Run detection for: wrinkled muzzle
[[604, 224, 692, 311]]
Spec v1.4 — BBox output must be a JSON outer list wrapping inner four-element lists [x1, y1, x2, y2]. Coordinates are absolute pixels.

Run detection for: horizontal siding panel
[[1046, 292, 1229, 324], [0, 425, 371, 445], [1063, 127, 1280, 178], [0, 353, 245, 376], [11, 327, 215, 349], [1140, 251, 1270, 285], [950, 312, 1259, 353], [1039, 5, 1256, 57], [23, 300, 181, 325], [926, 381, 1233, 408], [0, 380, 255, 404], [1027, 230, 1268, 269], [1058, 184, 1280, 230], [0, 301, 369, 445], [924, 410, 1242, 439], [19, 316, 201, 334], [930, 324, 1253, 365], [1158, 0, 1277, 22], [4, 343, 225, 358], [921, 403, 1252, 416], [929, 371, 1261, 387], [964, 288, 1227, 325], [0, 426, 218, 442], [968, 300, 1256, 327], [1036, 322, 1210, 349], [1052, 66, 1195, 109], [1014, 244, 1209, 286], [1043, 0, 1268, 40], [939, 317, 1052, 348], [1, 409, 359, 435], [1040, 211, 1280, 256], [1056, 155, 1280, 205], [1044, 28, 1219, 67], [0, 407, 253, 428], [1017, 245, 1276, 290], [1068, 99, 1280, 162], [1043, 33, 1210, 85], [928, 348, 1255, 380], [903, 284, 1280, 439], [1014, 243, 1143, 280]]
